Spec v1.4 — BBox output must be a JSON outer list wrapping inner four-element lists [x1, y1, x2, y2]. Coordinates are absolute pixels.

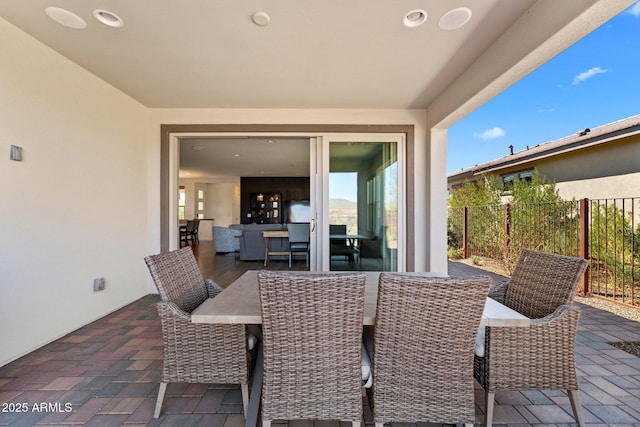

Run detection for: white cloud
[[628, 1, 640, 17], [572, 67, 608, 85], [474, 127, 505, 140]]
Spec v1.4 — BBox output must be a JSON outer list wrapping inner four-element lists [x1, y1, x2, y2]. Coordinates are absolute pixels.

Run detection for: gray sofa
[[234, 223, 291, 261]]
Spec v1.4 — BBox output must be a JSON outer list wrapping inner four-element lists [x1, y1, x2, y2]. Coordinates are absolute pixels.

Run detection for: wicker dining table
[[191, 270, 530, 427]]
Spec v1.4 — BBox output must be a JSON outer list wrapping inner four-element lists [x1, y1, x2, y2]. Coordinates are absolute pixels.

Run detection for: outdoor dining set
[[144, 246, 588, 427]]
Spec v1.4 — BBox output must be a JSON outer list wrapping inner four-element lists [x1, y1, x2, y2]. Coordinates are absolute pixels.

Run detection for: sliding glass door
[[315, 134, 405, 271], [167, 131, 405, 272]]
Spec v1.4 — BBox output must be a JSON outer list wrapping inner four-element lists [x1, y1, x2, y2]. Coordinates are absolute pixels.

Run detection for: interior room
[[178, 136, 400, 271]]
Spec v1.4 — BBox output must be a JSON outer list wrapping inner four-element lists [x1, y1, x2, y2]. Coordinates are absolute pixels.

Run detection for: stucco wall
[[556, 173, 640, 201], [537, 137, 640, 185], [0, 18, 150, 366]]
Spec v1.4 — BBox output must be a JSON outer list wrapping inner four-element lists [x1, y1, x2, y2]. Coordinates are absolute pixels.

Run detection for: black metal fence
[[448, 197, 640, 307]]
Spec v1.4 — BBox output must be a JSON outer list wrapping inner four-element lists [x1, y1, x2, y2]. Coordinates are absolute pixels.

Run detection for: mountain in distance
[[329, 198, 357, 209]]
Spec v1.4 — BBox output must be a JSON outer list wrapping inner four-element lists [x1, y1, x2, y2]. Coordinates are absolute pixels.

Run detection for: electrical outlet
[[93, 278, 105, 292]]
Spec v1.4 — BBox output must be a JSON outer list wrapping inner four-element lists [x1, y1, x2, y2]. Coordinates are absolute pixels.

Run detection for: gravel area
[[574, 295, 640, 322]]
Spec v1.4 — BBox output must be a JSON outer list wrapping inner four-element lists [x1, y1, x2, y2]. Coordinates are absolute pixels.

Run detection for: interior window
[[178, 186, 186, 220]]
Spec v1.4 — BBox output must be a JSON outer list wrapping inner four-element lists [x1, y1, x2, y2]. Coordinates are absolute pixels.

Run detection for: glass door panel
[[325, 136, 404, 271]]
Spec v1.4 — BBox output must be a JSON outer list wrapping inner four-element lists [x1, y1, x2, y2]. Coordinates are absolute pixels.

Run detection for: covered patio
[[2, 260, 639, 427]]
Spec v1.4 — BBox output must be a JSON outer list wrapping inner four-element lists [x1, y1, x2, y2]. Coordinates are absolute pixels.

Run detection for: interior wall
[[0, 17, 150, 366], [206, 182, 240, 227], [179, 178, 240, 227]]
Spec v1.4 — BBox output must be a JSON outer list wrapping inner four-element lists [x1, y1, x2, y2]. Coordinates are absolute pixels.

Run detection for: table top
[[261, 231, 368, 240], [329, 233, 368, 240], [192, 270, 530, 327], [262, 230, 289, 238]]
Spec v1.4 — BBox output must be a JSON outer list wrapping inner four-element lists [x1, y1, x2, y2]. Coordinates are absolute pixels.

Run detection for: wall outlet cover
[[93, 278, 105, 291]]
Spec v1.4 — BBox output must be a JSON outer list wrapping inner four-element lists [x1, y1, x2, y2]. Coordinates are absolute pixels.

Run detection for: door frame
[[160, 124, 415, 270]]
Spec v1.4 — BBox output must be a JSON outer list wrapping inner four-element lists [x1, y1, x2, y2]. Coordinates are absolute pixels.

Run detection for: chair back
[[371, 273, 490, 424], [286, 222, 310, 244], [144, 247, 208, 313], [504, 249, 588, 319], [257, 271, 366, 422], [329, 224, 347, 245], [184, 220, 196, 232]]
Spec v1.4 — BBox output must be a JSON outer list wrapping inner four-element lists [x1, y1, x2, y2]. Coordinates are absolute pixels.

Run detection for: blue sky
[[447, 1, 640, 175]]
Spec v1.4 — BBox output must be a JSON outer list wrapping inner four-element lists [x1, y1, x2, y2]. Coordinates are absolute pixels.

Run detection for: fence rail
[[448, 197, 640, 307]]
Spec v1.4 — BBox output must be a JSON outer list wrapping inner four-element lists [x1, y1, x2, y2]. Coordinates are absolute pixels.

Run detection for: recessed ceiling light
[[93, 9, 124, 28], [403, 9, 427, 28], [234, 154, 240, 157], [45, 7, 87, 29], [252, 12, 271, 26], [439, 7, 472, 30]]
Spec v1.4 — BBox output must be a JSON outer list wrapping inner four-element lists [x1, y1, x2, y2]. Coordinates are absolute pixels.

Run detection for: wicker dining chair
[[475, 249, 589, 427], [257, 271, 366, 427], [364, 273, 491, 427], [144, 247, 256, 419]]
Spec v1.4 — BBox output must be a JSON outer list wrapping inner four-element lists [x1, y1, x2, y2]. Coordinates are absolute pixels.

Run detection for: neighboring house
[[448, 114, 640, 202], [0, 1, 634, 366]]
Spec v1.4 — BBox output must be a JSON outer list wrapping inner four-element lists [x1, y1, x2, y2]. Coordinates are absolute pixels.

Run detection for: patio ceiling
[[0, 1, 632, 112], [1, 1, 634, 179]]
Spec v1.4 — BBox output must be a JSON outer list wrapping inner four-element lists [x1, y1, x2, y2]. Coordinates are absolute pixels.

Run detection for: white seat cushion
[[361, 343, 373, 388], [248, 333, 257, 351], [475, 325, 486, 357]]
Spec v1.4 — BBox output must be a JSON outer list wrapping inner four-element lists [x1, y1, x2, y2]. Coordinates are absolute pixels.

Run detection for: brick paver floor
[[1, 262, 639, 426]]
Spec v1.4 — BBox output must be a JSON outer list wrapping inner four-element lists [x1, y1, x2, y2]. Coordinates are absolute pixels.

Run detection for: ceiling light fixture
[[45, 7, 87, 29], [93, 9, 124, 28], [439, 7, 472, 30], [403, 9, 427, 28], [251, 12, 271, 26]]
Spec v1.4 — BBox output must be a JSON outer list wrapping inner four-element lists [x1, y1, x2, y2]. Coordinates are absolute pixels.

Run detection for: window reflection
[[329, 141, 398, 271]]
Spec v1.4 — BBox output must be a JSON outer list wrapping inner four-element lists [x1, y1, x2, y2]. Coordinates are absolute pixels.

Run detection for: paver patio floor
[[1, 261, 639, 426]]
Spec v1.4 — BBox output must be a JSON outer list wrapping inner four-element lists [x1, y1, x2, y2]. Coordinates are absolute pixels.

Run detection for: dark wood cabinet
[[249, 192, 281, 224]]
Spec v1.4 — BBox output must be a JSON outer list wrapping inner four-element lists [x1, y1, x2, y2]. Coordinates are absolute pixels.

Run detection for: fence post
[[463, 206, 469, 259], [579, 198, 589, 295], [504, 203, 511, 260]]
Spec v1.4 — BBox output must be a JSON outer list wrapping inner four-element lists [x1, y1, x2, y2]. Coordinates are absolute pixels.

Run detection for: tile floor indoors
[[1, 260, 639, 426]]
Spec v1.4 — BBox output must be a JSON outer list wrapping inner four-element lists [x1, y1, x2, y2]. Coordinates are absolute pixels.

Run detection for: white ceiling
[[1, 1, 634, 178], [179, 137, 311, 179], [1, 0, 536, 109], [179, 137, 385, 179]]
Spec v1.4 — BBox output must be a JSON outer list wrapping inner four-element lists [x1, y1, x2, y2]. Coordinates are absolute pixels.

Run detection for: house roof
[[448, 114, 640, 182], [0, 1, 633, 112]]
